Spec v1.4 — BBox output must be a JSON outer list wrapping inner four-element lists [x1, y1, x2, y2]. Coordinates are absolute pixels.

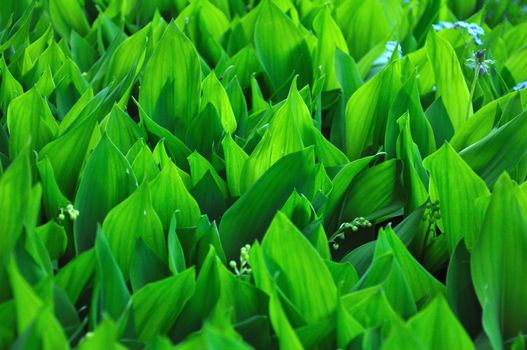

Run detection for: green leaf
[[139, 22, 201, 137], [323, 155, 376, 230], [262, 212, 337, 323], [241, 79, 315, 188], [0, 301, 15, 349], [341, 286, 403, 333], [471, 173, 527, 350], [412, 0, 440, 46], [48, 0, 90, 38], [254, 0, 312, 98], [55, 249, 95, 304], [186, 103, 223, 158], [355, 253, 416, 318], [382, 322, 425, 350], [104, 105, 146, 155], [460, 112, 527, 187], [446, 242, 481, 338], [334, 48, 363, 99], [425, 31, 471, 129], [130, 141, 160, 182], [174, 322, 253, 350], [335, 0, 397, 60], [387, 73, 436, 158], [132, 268, 195, 340], [249, 244, 303, 350], [70, 31, 96, 73], [407, 296, 474, 350], [221, 134, 249, 197], [215, 264, 269, 325], [7, 88, 58, 158], [325, 260, 359, 295], [190, 218, 226, 269], [77, 319, 123, 350], [95, 227, 130, 321], [7, 259, 44, 333], [74, 134, 136, 253], [374, 226, 445, 305], [37, 157, 69, 219], [171, 247, 222, 339], [201, 71, 237, 134], [449, 92, 517, 151], [190, 171, 229, 221], [53, 284, 81, 339], [423, 143, 490, 252], [102, 181, 166, 276], [56, 87, 94, 134], [36, 221, 67, 261], [220, 148, 316, 258], [312, 8, 349, 91], [281, 190, 314, 230], [340, 159, 404, 223], [175, 0, 230, 64], [168, 215, 186, 274], [150, 160, 201, 230], [425, 97, 454, 148], [396, 113, 429, 212], [344, 62, 401, 159], [0, 58, 23, 111], [0, 150, 31, 269], [130, 239, 170, 291], [104, 25, 150, 86], [39, 110, 98, 197], [511, 335, 526, 350], [336, 300, 364, 348], [188, 151, 228, 198], [137, 99, 192, 172]]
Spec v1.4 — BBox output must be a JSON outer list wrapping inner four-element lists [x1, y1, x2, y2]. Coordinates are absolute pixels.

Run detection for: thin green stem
[[420, 221, 434, 260], [466, 65, 480, 119], [328, 227, 345, 243]]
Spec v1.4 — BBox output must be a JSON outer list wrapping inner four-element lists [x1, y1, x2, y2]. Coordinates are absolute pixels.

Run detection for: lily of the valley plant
[[0, 0, 526, 349]]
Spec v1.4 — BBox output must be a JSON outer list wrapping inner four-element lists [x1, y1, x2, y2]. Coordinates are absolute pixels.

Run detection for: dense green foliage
[[0, 0, 527, 349]]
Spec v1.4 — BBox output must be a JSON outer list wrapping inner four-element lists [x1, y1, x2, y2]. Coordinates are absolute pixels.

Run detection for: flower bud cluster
[[58, 204, 80, 221], [423, 200, 441, 223], [331, 217, 372, 250], [229, 244, 252, 276], [422, 200, 441, 244]]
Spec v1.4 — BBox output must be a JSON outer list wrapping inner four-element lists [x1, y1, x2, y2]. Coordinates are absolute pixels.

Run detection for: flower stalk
[[330, 217, 372, 250]]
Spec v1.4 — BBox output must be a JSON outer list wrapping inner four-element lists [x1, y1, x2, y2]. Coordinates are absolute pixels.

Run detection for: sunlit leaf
[[471, 173, 527, 350]]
